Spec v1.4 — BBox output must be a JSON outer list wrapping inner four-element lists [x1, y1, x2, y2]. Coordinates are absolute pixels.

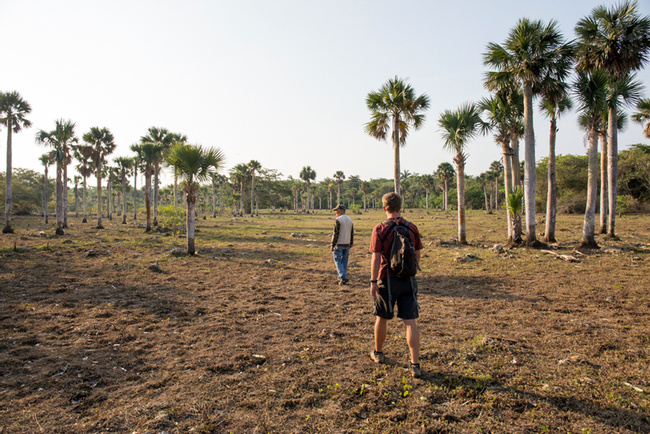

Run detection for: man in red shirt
[[369, 192, 423, 378]]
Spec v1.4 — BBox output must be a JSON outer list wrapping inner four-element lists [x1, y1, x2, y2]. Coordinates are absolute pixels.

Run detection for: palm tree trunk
[[483, 185, 490, 212], [153, 163, 159, 225], [133, 166, 138, 220], [44, 166, 49, 224], [502, 142, 513, 240], [393, 118, 401, 195], [56, 162, 64, 235], [74, 184, 79, 217], [122, 174, 127, 224], [444, 179, 449, 211], [3, 125, 13, 233], [63, 164, 69, 228], [544, 117, 557, 243], [455, 156, 466, 245], [187, 194, 196, 255], [250, 173, 256, 217], [82, 175, 87, 223], [522, 81, 538, 245], [607, 106, 618, 238], [511, 133, 521, 189], [599, 130, 608, 234], [211, 178, 216, 218], [581, 127, 599, 248], [96, 170, 104, 229], [145, 173, 152, 232]]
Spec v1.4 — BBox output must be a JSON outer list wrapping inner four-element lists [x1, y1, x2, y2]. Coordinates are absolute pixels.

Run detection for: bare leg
[[374, 317, 388, 352], [404, 319, 420, 364]]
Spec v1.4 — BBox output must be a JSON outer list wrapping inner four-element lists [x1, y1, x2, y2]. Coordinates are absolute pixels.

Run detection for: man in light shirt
[[331, 205, 354, 285]]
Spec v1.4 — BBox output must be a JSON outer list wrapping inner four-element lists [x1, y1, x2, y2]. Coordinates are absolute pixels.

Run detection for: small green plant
[[157, 205, 185, 234]]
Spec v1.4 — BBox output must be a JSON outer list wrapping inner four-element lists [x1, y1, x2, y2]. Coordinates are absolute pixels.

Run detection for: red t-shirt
[[369, 217, 423, 279]]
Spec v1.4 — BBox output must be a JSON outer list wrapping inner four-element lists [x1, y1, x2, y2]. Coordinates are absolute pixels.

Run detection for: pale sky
[[2, 0, 649, 186]]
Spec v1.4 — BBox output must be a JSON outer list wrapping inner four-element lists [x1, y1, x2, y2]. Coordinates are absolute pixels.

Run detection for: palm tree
[[299, 166, 316, 213], [115, 157, 133, 224], [39, 153, 52, 223], [0, 91, 32, 233], [333, 171, 345, 206], [478, 172, 492, 213], [321, 177, 334, 210], [73, 175, 81, 217], [632, 98, 650, 138], [140, 127, 175, 224], [484, 18, 573, 246], [83, 127, 116, 229], [130, 144, 143, 221], [574, 70, 609, 248], [576, 1, 650, 238], [230, 163, 249, 215], [132, 143, 157, 232], [166, 143, 225, 255], [439, 103, 485, 244], [435, 162, 455, 211], [36, 119, 77, 235], [248, 160, 262, 216], [539, 79, 573, 243], [73, 144, 94, 223], [489, 160, 503, 211], [419, 174, 434, 210], [365, 76, 430, 195], [359, 181, 370, 211]]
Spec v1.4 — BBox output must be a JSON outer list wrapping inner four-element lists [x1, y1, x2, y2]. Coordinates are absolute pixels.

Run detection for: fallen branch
[[540, 250, 581, 263]]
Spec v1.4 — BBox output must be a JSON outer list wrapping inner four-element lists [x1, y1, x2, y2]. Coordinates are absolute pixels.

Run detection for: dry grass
[[0, 209, 648, 433]]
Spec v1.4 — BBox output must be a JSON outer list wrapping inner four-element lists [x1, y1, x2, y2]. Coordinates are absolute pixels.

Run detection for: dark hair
[[382, 192, 402, 213]]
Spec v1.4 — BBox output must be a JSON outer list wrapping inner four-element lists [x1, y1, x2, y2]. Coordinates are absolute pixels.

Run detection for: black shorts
[[373, 276, 419, 320]]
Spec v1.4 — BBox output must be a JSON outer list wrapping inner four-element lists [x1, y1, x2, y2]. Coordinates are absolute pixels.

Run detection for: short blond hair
[[382, 192, 402, 213]]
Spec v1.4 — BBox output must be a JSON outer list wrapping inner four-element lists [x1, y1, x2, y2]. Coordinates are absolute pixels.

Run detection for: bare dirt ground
[[0, 209, 648, 433]]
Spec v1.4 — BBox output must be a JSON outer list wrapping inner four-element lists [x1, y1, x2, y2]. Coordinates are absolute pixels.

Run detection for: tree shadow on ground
[[418, 275, 543, 303]]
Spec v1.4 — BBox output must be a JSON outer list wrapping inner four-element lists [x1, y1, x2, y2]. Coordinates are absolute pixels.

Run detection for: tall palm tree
[[248, 160, 262, 216], [115, 157, 133, 224], [478, 172, 492, 212], [230, 163, 249, 215], [359, 181, 370, 211], [166, 143, 225, 255], [321, 177, 333, 210], [0, 91, 32, 233], [574, 70, 609, 248], [73, 144, 94, 223], [365, 76, 430, 195], [576, 1, 650, 238], [539, 79, 573, 243], [83, 127, 116, 229], [35, 119, 77, 235], [632, 98, 650, 138], [140, 127, 175, 224], [130, 144, 143, 221], [299, 166, 316, 213], [133, 143, 158, 232], [484, 18, 573, 246], [489, 160, 504, 211], [419, 174, 434, 210], [39, 153, 52, 224], [333, 171, 345, 206], [435, 162, 455, 211], [438, 103, 485, 244]]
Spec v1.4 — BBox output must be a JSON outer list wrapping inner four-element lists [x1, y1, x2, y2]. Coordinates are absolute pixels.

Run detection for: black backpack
[[383, 221, 418, 278]]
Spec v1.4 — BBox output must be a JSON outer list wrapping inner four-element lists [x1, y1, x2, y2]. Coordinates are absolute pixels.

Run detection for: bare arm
[[370, 252, 381, 299]]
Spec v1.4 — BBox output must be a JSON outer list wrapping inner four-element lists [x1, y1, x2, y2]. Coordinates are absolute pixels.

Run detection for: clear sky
[[2, 0, 649, 186]]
